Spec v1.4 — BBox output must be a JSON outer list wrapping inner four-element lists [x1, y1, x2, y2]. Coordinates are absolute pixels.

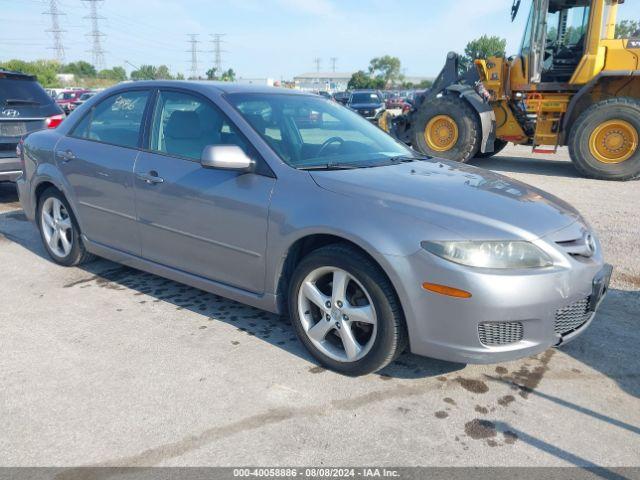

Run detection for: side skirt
[[83, 236, 282, 315]]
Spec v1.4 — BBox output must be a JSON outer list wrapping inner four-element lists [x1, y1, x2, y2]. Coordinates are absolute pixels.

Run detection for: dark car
[[56, 90, 89, 114], [332, 91, 350, 105], [1, 70, 64, 182], [347, 90, 385, 121], [68, 91, 97, 112]]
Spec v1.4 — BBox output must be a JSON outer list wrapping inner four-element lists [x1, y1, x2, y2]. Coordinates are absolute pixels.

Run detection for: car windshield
[[0, 78, 52, 105], [350, 92, 380, 103], [228, 93, 416, 169], [57, 92, 77, 100], [79, 93, 94, 100]]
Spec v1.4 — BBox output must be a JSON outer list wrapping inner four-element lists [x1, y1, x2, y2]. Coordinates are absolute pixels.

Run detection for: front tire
[[37, 187, 95, 266], [410, 95, 481, 162], [288, 244, 407, 376], [568, 97, 640, 180]]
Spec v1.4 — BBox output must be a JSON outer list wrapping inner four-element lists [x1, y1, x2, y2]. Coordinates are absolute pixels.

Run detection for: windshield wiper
[[298, 163, 359, 171], [4, 99, 41, 106], [385, 155, 429, 164]]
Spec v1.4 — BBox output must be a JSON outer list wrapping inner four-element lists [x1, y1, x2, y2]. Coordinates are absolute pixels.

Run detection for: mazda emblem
[[585, 233, 596, 256]]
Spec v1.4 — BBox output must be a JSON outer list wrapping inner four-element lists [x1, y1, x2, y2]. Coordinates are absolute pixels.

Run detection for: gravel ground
[[0, 146, 638, 470]]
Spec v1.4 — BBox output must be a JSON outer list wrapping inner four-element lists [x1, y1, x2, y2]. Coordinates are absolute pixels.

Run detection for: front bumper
[[356, 109, 385, 121], [387, 230, 608, 364]]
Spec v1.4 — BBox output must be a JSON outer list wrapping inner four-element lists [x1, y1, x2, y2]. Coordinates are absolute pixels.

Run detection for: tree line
[[0, 59, 236, 88]]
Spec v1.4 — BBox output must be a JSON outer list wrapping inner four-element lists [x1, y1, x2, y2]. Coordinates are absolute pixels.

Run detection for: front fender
[[445, 84, 496, 153]]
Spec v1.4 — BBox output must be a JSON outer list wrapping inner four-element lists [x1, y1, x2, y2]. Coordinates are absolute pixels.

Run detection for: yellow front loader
[[385, 0, 640, 180]]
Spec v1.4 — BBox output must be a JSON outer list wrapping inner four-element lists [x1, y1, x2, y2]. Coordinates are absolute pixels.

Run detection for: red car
[[385, 96, 408, 110], [56, 90, 89, 114]]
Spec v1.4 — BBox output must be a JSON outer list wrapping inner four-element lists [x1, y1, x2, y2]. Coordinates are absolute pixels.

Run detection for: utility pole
[[330, 57, 337, 72], [210, 33, 226, 74], [187, 34, 201, 79], [313, 57, 321, 72], [81, 0, 106, 70], [43, 0, 66, 62]]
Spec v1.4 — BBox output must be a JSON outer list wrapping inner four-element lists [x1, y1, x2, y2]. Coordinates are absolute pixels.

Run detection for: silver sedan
[[16, 81, 611, 375]]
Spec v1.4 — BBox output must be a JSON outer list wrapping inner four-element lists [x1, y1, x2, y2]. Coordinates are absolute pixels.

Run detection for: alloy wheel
[[41, 197, 73, 258], [297, 267, 377, 363]]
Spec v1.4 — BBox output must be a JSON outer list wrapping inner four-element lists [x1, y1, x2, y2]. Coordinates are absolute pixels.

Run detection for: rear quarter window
[[70, 90, 150, 149]]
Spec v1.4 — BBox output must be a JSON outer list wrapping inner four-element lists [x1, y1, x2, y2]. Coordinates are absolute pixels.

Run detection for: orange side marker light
[[422, 282, 472, 299]]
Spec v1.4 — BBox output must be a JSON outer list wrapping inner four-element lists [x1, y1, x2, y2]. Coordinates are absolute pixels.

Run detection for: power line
[[43, 0, 66, 62], [82, 0, 106, 70], [186, 34, 201, 79], [330, 57, 338, 72], [313, 57, 321, 72], [210, 33, 226, 74]]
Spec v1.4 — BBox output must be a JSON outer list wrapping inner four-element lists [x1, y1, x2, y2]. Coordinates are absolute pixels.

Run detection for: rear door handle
[[56, 149, 76, 162], [137, 171, 164, 185]]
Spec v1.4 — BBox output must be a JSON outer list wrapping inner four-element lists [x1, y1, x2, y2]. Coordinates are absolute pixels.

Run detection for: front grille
[[478, 321, 524, 346], [555, 297, 591, 335]]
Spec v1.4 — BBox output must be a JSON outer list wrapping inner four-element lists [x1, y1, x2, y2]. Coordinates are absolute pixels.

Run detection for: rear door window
[[71, 90, 150, 148]]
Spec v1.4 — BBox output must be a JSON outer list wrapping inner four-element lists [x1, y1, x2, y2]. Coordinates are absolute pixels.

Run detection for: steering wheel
[[317, 136, 344, 156]]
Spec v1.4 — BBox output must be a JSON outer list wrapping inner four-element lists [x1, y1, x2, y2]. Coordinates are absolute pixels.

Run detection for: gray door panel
[[56, 135, 140, 255], [134, 151, 274, 293]]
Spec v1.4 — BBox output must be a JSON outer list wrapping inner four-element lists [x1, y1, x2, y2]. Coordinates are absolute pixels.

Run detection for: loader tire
[[568, 97, 640, 181], [410, 95, 481, 162], [475, 139, 508, 159]]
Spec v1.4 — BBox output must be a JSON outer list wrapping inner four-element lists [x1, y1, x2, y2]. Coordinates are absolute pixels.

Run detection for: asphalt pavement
[[0, 146, 638, 469]]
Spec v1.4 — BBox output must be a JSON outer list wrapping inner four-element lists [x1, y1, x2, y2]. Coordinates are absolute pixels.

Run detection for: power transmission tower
[[210, 33, 227, 74], [43, 0, 66, 62], [187, 34, 201, 79], [82, 0, 106, 70], [313, 57, 321, 72], [330, 57, 338, 72]]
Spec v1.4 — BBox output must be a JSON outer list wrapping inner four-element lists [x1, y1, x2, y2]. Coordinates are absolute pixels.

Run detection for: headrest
[[165, 110, 201, 139], [245, 114, 267, 135]]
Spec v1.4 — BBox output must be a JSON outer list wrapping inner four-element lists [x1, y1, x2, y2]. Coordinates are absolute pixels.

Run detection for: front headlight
[[421, 241, 553, 269]]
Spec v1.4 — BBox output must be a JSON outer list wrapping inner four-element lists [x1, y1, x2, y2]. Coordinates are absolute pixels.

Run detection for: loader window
[[542, 3, 590, 82], [520, 5, 534, 56]]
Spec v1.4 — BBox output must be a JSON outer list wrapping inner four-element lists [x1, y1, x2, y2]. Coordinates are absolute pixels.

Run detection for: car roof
[[108, 80, 312, 96], [0, 70, 36, 81]]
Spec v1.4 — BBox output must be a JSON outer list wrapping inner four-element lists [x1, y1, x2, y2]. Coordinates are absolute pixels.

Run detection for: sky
[[1, 0, 639, 79]]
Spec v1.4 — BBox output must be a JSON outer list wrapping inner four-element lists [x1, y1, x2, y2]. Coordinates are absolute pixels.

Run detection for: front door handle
[[56, 149, 76, 163], [137, 171, 164, 185]]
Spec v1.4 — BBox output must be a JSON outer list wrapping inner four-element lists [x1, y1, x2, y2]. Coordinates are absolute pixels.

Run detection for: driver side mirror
[[201, 145, 255, 172]]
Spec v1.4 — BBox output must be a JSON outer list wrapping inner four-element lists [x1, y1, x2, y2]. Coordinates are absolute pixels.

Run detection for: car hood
[[350, 103, 383, 109], [310, 159, 582, 241]]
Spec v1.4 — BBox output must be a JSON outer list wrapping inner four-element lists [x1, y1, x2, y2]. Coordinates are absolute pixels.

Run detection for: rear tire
[[288, 243, 408, 376], [37, 187, 95, 267], [410, 95, 481, 162], [568, 97, 640, 180], [475, 139, 508, 159]]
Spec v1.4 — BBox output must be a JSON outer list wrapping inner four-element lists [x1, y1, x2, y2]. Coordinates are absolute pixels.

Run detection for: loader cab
[[519, 0, 594, 84]]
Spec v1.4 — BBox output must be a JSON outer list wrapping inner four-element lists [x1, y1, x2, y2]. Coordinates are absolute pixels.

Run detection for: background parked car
[[56, 90, 89, 114], [332, 91, 350, 105], [347, 90, 386, 121], [386, 94, 408, 110], [68, 91, 96, 112], [0, 69, 63, 182]]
